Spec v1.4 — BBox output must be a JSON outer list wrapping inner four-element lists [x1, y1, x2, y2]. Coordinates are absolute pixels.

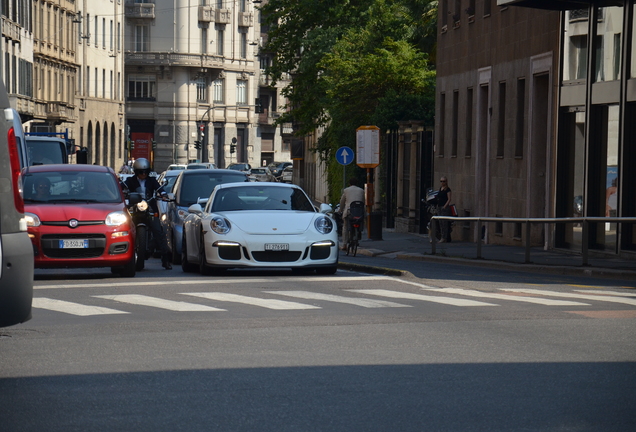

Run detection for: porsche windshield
[[211, 186, 315, 212]]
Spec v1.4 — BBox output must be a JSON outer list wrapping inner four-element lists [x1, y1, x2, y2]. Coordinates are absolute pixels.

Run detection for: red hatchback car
[[23, 164, 136, 277]]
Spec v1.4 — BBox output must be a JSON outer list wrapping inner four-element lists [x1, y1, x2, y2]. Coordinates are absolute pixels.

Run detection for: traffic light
[[152, 139, 157, 149], [194, 140, 201, 150], [129, 139, 134, 150], [255, 98, 263, 114], [230, 144, 236, 154]]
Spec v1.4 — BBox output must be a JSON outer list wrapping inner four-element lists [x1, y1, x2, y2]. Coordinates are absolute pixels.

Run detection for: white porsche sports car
[[181, 182, 338, 274]]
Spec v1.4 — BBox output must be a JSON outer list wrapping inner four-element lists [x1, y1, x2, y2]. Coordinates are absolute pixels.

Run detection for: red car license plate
[[265, 243, 289, 251], [59, 239, 89, 249]]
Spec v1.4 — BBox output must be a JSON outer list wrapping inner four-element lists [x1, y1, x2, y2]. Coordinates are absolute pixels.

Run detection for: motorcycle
[[422, 188, 452, 242], [127, 190, 160, 271]]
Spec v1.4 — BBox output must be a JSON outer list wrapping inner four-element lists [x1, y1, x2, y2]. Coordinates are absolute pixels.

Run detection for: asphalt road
[[1, 258, 635, 431]]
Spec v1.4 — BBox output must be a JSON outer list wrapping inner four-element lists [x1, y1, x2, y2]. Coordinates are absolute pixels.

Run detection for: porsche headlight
[[105, 211, 129, 227], [25, 212, 41, 227], [210, 216, 231, 234], [314, 216, 334, 234], [137, 200, 148, 212]]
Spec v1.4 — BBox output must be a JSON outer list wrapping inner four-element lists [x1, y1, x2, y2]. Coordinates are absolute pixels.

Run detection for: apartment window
[[86, 66, 90, 96], [441, 0, 448, 27], [484, 0, 492, 16], [94, 15, 98, 46], [451, 90, 459, 157], [135, 25, 150, 52], [236, 80, 247, 105], [467, 0, 476, 17], [128, 75, 156, 100], [110, 71, 113, 99], [497, 82, 506, 158], [438, 93, 446, 157], [102, 69, 106, 98], [213, 78, 224, 103], [217, 0, 223, 8], [515, 78, 525, 158], [466, 88, 473, 157], [102, 18, 106, 48], [117, 23, 121, 51], [239, 0, 247, 12], [240, 32, 247, 58], [94, 67, 98, 98], [201, 27, 208, 54], [110, 20, 113, 50], [196, 77, 207, 102], [216, 25, 224, 56], [117, 72, 121, 100]]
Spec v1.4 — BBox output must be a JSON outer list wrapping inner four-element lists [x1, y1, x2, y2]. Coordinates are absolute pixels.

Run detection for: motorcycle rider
[[124, 158, 172, 269], [338, 178, 365, 251]]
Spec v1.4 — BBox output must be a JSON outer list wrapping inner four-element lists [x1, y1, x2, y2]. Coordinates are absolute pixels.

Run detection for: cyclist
[[338, 178, 365, 251]]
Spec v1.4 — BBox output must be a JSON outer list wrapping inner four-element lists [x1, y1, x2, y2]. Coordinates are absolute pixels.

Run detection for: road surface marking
[[574, 290, 636, 297], [425, 288, 589, 306], [93, 295, 226, 312], [183, 292, 321, 310], [264, 291, 411, 308], [32, 298, 129, 316], [348, 289, 498, 307], [33, 275, 390, 290], [500, 289, 636, 306]]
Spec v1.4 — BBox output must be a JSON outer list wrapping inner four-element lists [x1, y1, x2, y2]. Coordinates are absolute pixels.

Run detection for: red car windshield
[[23, 171, 122, 203]]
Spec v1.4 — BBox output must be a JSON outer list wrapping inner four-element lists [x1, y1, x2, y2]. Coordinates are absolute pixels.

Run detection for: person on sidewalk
[[437, 176, 452, 243], [339, 178, 365, 251]]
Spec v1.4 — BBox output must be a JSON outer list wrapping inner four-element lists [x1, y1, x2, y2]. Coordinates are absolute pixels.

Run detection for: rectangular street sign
[[356, 126, 380, 168]]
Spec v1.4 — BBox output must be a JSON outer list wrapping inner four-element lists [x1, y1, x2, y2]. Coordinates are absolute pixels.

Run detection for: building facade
[[436, 1, 561, 247], [124, 0, 288, 172]]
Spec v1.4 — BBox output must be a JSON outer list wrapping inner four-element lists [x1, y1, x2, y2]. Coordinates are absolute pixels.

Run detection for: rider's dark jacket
[[124, 176, 164, 213]]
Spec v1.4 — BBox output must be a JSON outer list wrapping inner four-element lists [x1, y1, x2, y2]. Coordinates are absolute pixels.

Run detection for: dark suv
[[0, 79, 34, 327]]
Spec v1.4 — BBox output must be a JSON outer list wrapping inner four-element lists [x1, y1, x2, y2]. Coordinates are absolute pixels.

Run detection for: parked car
[[0, 81, 34, 327], [23, 164, 136, 277], [226, 163, 252, 175], [156, 170, 182, 218], [267, 161, 292, 181], [249, 166, 276, 182], [181, 182, 338, 275], [281, 166, 293, 183], [163, 169, 250, 264], [187, 162, 217, 170]]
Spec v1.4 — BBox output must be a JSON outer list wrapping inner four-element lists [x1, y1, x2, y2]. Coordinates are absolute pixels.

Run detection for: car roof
[[180, 168, 243, 176], [216, 181, 296, 190], [24, 164, 114, 174], [25, 136, 66, 142]]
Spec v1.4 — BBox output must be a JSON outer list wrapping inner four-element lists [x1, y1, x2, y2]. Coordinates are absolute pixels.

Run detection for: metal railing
[[430, 216, 636, 266]]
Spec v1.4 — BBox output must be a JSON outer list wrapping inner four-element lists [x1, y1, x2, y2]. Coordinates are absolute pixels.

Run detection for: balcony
[[216, 9, 231, 24], [125, 3, 155, 19], [125, 52, 224, 69], [198, 6, 215, 22], [46, 101, 76, 124], [238, 12, 254, 27], [1, 17, 21, 42]]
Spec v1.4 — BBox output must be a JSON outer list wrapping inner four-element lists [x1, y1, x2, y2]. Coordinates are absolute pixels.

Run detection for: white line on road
[[347, 289, 498, 307], [93, 295, 227, 312], [32, 298, 129, 316], [264, 291, 411, 308], [182, 292, 321, 310], [425, 288, 590, 306], [501, 289, 636, 306], [33, 275, 391, 290], [574, 290, 636, 297]]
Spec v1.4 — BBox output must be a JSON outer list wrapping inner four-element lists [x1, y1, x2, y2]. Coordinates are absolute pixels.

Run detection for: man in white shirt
[[339, 178, 365, 251]]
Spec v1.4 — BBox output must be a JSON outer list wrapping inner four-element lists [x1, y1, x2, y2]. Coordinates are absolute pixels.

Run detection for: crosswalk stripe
[[425, 288, 590, 306], [574, 290, 636, 297], [348, 289, 498, 307], [501, 289, 636, 306], [32, 298, 129, 316], [264, 291, 411, 308], [183, 293, 321, 310], [93, 295, 226, 312]]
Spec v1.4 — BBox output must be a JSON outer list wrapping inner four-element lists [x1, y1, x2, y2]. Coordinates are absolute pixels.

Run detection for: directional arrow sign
[[335, 146, 354, 165]]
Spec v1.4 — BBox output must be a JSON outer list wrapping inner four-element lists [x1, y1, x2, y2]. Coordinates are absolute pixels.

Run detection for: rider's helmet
[[133, 158, 151, 175]]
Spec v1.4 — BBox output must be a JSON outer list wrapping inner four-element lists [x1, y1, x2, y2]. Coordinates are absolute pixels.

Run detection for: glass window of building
[[236, 80, 247, 105], [594, 6, 623, 83], [135, 25, 149, 52]]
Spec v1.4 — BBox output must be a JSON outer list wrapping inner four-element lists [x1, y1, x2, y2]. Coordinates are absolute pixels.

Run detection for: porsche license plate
[[265, 243, 289, 251], [59, 239, 89, 249]]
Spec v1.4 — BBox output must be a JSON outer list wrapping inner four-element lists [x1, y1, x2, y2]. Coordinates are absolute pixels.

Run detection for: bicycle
[[345, 201, 365, 257]]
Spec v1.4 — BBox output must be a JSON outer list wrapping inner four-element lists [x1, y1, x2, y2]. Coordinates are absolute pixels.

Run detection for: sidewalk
[[341, 228, 636, 281]]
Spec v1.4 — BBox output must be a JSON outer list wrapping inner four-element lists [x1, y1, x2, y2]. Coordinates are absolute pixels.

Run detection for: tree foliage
[[260, 0, 437, 203]]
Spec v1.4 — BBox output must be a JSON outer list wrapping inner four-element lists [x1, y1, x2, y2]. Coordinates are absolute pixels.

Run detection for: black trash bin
[[369, 211, 383, 240]]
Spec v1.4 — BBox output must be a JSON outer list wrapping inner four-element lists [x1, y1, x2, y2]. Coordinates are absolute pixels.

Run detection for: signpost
[[356, 126, 380, 239]]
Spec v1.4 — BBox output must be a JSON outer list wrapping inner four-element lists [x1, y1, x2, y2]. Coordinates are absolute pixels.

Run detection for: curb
[[341, 248, 636, 283]]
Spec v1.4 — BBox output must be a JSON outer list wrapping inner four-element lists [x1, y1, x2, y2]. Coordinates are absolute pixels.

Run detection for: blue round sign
[[335, 146, 354, 166]]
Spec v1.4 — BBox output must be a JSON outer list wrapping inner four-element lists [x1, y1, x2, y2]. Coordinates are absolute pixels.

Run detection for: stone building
[[123, 0, 289, 172], [436, 1, 561, 246]]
